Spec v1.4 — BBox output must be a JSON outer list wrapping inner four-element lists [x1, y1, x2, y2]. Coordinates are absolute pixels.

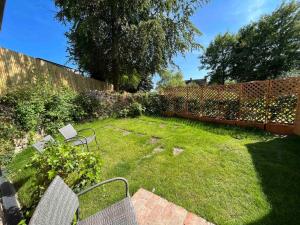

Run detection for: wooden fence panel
[[0, 47, 113, 95]]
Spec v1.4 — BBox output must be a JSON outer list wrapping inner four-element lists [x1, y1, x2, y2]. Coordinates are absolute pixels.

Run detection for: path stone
[[123, 130, 132, 136], [136, 133, 146, 137], [141, 154, 152, 159], [150, 136, 161, 144], [159, 124, 166, 128], [173, 147, 184, 156], [153, 146, 165, 153], [184, 212, 215, 225]]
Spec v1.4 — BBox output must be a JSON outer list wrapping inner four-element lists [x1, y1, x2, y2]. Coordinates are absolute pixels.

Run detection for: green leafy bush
[[118, 107, 130, 118], [133, 93, 164, 115], [31, 142, 102, 198], [128, 102, 145, 117], [117, 102, 145, 118], [187, 99, 201, 114], [173, 96, 185, 112], [74, 91, 109, 120], [43, 90, 77, 133]]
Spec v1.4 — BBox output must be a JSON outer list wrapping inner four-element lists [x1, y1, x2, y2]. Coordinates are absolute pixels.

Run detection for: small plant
[[118, 107, 130, 118]]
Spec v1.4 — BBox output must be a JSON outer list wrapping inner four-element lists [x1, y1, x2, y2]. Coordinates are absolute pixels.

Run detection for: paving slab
[[132, 188, 215, 225]]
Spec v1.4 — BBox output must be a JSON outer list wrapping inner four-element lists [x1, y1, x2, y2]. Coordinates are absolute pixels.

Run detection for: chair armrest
[[77, 177, 130, 197], [76, 177, 130, 221], [77, 128, 96, 137]]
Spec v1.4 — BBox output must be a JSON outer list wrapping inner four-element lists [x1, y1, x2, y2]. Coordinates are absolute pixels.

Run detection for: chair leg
[[95, 136, 99, 150], [86, 143, 89, 152]]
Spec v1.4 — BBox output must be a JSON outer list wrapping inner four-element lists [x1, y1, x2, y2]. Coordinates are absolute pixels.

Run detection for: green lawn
[[6, 116, 300, 225]]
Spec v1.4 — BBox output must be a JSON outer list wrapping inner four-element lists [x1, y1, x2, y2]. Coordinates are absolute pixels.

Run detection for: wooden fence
[[161, 77, 300, 135], [0, 47, 113, 95]]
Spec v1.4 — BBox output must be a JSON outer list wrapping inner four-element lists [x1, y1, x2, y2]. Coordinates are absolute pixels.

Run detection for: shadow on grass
[[246, 136, 300, 225], [149, 115, 272, 140]]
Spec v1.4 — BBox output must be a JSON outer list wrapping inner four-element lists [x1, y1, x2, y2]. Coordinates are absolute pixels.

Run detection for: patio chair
[[32, 135, 55, 153], [59, 124, 98, 151], [29, 176, 138, 225]]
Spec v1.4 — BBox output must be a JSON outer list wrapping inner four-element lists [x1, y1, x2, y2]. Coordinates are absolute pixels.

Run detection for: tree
[[137, 75, 153, 92], [199, 32, 236, 84], [156, 69, 185, 90], [200, 1, 300, 84], [231, 1, 300, 82], [55, 0, 207, 91]]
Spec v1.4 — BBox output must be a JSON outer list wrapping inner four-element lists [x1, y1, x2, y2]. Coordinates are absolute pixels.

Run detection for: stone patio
[[132, 188, 214, 225]]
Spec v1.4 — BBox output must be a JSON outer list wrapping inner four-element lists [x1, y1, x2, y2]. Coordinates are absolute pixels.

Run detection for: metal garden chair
[[58, 124, 98, 151], [32, 135, 55, 153], [29, 176, 138, 225]]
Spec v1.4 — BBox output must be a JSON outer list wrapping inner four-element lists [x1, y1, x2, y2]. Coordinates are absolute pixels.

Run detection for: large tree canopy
[[156, 69, 185, 90], [200, 1, 300, 84], [199, 32, 236, 84], [55, 0, 207, 90]]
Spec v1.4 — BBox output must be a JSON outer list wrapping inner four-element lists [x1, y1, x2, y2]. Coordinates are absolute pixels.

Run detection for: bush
[[187, 99, 201, 114], [173, 96, 185, 112], [117, 102, 145, 118], [133, 92, 164, 115], [43, 90, 77, 133], [128, 102, 145, 117], [31, 142, 102, 202]]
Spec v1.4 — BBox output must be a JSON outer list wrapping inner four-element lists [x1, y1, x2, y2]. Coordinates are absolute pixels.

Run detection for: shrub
[[187, 99, 201, 114], [43, 90, 77, 133], [128, 102, 145, 117], [173, 96, 185, 112], [118, 107, 130, 118], [117, 102, 145, 118], [133, 92, 164, 115], [31, 142, 102, 201]]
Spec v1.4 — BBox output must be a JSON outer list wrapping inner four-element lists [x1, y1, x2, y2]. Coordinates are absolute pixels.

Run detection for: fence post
[[238, 83, 243, 121], [294, 92, 300, 136], [185, 86, 189, 114], [200, 86, 204, 117], [264, 80, 272, 128]]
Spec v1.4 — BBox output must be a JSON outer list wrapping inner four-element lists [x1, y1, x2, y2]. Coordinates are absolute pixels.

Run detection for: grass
[[6, 116, 300, 225]]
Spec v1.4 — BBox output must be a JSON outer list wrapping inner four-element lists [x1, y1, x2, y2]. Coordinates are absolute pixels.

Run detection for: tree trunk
[[112, 65, 120, 91], [111, 1, 120, 92]]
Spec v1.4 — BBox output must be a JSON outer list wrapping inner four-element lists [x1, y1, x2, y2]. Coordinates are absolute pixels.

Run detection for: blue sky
[[0, 0, 284, 82]]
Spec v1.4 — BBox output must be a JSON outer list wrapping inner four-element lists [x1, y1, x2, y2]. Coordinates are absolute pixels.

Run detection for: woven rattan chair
[[59, 124, 98, 151], [32, 135, 55, 153], [29, 176, 138, 225]]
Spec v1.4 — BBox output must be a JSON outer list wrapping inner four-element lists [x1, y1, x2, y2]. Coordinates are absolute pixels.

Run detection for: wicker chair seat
[[78, 197, 137, 225]]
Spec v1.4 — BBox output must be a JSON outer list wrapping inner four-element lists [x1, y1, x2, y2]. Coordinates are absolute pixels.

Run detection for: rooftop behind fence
[[161, 77, 300, 135]]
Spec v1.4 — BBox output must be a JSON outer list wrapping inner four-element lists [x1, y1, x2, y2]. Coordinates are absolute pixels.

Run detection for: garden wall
[[0, 47, 113, 95], [161, 77, 300, 135]]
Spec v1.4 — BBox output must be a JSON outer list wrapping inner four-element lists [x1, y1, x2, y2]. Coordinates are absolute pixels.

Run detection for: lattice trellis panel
[[162, 77, 300, 126], [160, 88, 175, 112], [186, 87, 203, 116], [171, 86, 187, 113], [267, 77, 300, 124], [240, 81, 268, 123]]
